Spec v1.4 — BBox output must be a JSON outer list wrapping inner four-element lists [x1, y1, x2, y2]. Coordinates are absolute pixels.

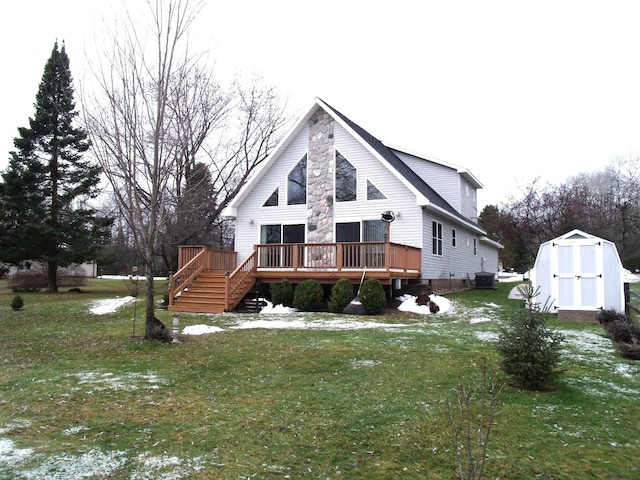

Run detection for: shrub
[[606, 321, 640, 344], [271, 279, 294, 307], [598, 309, 640, 360], [8, 263, 88, 291], [293, 279, 324, 311], [615, 341, 640, 360], [11, 295, 24, 311], [598, 309, 632, 330], [359, 278, 387, 315], [328, 279, 355, 313], [496, 285, 564, 390]]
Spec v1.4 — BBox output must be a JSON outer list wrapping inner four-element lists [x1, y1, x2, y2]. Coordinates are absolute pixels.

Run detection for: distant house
[[530, 229, 625, 321], [169, 98, 502, 313]]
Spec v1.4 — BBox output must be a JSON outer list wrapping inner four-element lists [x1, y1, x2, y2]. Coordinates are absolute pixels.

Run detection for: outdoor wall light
[[381, 211, 396, 223], [249, 219, 254, 225]]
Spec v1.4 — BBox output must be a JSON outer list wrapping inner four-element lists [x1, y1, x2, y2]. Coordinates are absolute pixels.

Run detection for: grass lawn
[[0, 278, 639, 479]]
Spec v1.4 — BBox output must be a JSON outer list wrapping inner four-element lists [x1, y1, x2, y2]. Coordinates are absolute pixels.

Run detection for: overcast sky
[[2, 0, 640, 208]]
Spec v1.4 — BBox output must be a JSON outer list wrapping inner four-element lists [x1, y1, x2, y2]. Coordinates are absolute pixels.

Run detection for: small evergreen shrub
[[359, 278, 387, 315], [271, 279, 294, 307], [11, 295, 24, 311], [598, 309, 640, 360], [496, 285, 564, 390], [598, 309, 632, 330], [606, 321, 640, 344], [293, 279, 324, 311], [328, 279, 355, 313]]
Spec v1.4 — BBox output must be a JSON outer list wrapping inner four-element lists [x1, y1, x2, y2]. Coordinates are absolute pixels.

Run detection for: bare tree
[[83, 0, 215, 340], [157, 78, 288, 272], [605, 156, 640, 264], [84, 0, 288, 339]]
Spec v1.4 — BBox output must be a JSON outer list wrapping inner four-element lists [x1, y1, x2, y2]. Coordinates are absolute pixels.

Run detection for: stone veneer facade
[[307, 108, 335, 243]]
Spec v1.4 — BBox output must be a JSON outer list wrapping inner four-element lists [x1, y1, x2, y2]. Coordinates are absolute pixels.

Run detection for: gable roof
[[546, 229, 614, 245], [224, 97, 485, 232]]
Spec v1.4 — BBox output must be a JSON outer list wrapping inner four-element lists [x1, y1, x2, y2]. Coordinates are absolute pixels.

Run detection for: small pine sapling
[[496, 284, 565, 390]]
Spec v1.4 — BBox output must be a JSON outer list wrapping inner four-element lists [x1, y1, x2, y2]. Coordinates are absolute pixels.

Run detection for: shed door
[[553, 242, 603, 309]]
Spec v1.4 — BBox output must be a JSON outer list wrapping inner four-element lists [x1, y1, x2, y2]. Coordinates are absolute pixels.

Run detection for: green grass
[[0, 279, 639, 479]]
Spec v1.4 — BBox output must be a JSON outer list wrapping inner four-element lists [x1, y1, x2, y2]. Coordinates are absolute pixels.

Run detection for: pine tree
[[0, 41, 111, 292]]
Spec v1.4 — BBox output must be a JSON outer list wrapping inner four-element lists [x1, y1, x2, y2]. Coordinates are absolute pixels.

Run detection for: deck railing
[[226, 249, 257, 311], [256, 242, 421, 272]]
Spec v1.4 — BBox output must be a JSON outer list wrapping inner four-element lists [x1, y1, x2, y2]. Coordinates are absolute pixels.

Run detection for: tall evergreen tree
[[0, 41, 111, 292]]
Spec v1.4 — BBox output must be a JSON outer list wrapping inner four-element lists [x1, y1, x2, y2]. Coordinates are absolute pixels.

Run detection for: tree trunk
[[144, 267, 156, 339], [47, 260, 58, 292]]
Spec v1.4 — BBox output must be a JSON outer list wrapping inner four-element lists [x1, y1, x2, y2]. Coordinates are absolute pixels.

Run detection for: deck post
[[385, 242, 391, 272], [224, 271, 230, 312]]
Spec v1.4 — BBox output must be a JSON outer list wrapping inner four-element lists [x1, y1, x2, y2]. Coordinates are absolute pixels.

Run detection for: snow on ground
[[396, 294, 451, 314], [2, 292, 638, 478], [260, 300, 298, 314], [89, 296, 136, 315], [181, 324, 225, 335]]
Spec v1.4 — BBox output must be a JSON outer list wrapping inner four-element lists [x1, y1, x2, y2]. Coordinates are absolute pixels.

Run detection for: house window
[[432, 221, 443, 256], [288, 154, 307, 205], [473, 238, 477, 256], [260, 224, 304, 267], [261, 224, 281, 244], [336, 222, 360, 242], [452, 228, 457, 247], [366, 180, 386, 200], [336, 151, 356, 202], [363, 220, 385, 242], [263, 188, 278, 207]]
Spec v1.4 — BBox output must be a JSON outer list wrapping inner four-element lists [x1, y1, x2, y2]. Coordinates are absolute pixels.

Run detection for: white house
[[223, 98, 501, 290], [529, 229, 625, 320]]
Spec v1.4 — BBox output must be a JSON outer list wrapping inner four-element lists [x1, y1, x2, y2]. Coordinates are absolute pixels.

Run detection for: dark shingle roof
[[320, 99, 473, 224]]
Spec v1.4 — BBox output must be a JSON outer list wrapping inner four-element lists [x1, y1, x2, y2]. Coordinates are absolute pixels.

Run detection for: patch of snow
[[19, 449, 127, 480], [396, 294, 451, 314], [350, 359, 381, 368], [260, 300, 298, 314], [614, 363, 639, 378], [566, 377, 640, 398], [474, 331, 499, 342], [469, 317, 492, 324], [62, 426, 90, 436], [89, 296, 136, 315], [0, 438, 34, 470], [0, 419, 31, 435], [230, 318, 409, 331], [68, 371, 166, 392], [181, 325, 224, 335], [497, 272, 525, 282], [130, 453, 206, 480]]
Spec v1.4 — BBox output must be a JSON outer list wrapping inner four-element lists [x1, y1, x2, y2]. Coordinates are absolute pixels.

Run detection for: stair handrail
[[225, 248, 257, 311], [169, 247, 208, 307]]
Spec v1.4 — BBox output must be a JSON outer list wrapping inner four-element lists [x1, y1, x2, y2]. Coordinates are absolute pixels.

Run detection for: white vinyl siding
[[396, 151, 461, 211], [332, 123, 422, 249], [421, 211, 485, 281], [459, 177, 478, 220], [234, 126, 309, 261]]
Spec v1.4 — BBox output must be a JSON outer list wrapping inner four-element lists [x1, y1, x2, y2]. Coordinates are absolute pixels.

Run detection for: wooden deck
[[168, 242, 421, 313]]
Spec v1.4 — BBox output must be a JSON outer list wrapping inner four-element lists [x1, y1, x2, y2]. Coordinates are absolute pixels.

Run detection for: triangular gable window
[[288, 154, 307, 205], [367, 180, 386, 200], [336, 151, 357, 202], [263, 188, 279, 207]]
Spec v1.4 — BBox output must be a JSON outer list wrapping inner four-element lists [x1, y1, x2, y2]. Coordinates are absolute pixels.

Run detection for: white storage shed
[[530, 229, 625, 320]]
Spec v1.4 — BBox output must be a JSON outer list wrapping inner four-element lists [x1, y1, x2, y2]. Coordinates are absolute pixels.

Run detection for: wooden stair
[[169, 270, 256, 314]]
